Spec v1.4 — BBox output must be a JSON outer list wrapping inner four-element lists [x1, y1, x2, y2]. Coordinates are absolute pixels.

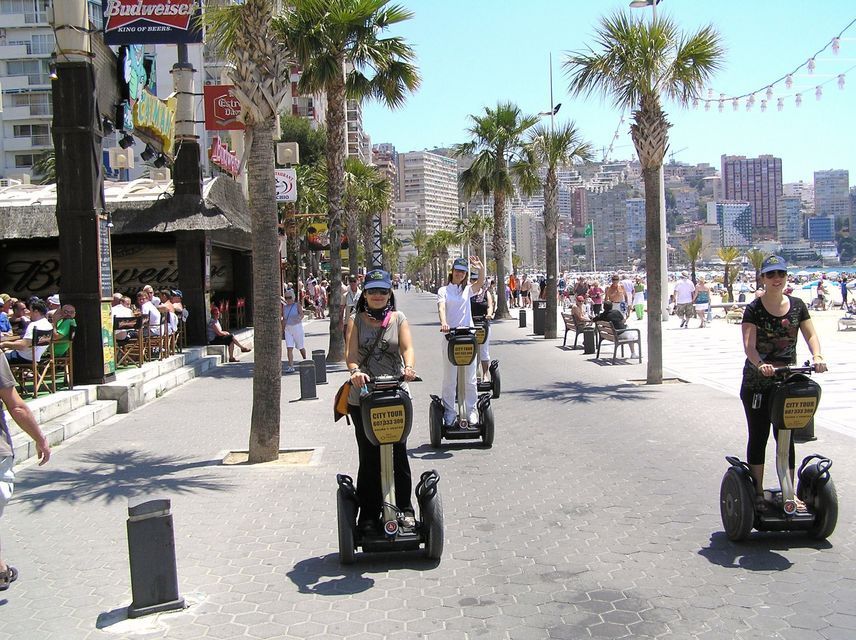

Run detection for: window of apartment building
[[6, 58, 49, 83], [11, 91, 51, 115], [30, 33, 53, 55], [15, 154, 34, 168], [13, 123, 50, 145], [0, 0, 47, 23]]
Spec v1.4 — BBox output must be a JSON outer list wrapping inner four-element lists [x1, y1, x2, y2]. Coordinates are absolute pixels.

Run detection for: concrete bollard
[[312, 349, 327, 385], [519, 309, 526, 328], [298, 360, 317, 400], [126, 498, 185, 618]]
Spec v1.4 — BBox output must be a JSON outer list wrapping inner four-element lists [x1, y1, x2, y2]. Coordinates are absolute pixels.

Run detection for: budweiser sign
[[209, 137, 240, 177], [204, 85, 245, 131], [102, 0, 202, 45]]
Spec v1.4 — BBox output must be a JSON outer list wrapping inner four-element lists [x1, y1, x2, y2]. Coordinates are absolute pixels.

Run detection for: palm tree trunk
[[643, 166, 663, 384], [246, 119, 282, 463], [325, 66, 347, 362], [493, 189, 510, 320], [543, 168, 559, 339], [346, 204, 359, 275], [360, 212, 373, 269]]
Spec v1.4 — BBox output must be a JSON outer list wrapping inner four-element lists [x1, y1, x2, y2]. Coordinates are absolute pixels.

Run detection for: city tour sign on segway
[[720, 364, 837, 541], [336, 376, 443, 563], [429, 328, 495, 448]]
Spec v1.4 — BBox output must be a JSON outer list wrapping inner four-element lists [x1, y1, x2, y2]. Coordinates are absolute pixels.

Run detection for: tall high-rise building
[[707, 201, 752, 247], [721, 154, 783, 234], [396, 151, 459, 237], [626, 198, 645, 257], [777, 196, 802, 244], [371, 143, 398, 199], [813, 169, 850, 220], [0, 1, 102, 179], [588, 184, 632, 268]]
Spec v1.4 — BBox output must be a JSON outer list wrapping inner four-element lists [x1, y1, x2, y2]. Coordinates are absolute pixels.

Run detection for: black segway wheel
[[490, 362, 501, 399], [336, 488, 357, 564], [803, 477, 838, 540], [429, 401, 443, 448], [720, 467, 755, 542], [480, 404, 495, 448], [421, 489, 444, 560]]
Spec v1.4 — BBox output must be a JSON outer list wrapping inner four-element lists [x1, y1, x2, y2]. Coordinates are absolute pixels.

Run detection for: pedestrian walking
[[692, 276, 711, 328], [469, 269, 494, 382], [282, 289, 306, 373], [674, 271, 696, 328], [632, 277, 646, 320], [0, 356, 51, 591]]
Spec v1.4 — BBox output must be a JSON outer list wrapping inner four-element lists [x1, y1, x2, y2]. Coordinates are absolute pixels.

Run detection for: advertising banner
[[306, 221, 349, 251], [209, 137, 240, 177], [203, 85, 244, 131], [275, 168, 297, 203], [102, 0, 203, 45]]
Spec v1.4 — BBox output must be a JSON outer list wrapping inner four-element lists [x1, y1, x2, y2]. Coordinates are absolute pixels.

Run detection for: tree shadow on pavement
[[698, 531, 831, 570], [13, 449, 231, 513], [504, 380, 655, 405], [199, 362, 255, 379], [287, 553, 439, 596], [491, 338, 537, 346]]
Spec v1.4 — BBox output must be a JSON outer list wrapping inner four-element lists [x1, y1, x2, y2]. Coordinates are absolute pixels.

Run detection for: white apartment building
[[814, 169, 850, 219], [707, 201, 752, 247], [396, 150, 458, 237], [0, 1, 102, 181], [777, 195, 802, 244]]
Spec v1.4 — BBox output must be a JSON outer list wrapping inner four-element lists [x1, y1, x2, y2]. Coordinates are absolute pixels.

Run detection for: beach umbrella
[[826, 271, 839, 278], [796, 270, 810, 277]]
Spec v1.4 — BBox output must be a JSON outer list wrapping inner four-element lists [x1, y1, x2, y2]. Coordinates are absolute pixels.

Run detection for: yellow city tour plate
[[781, 396, 818, 429], [369, 404, 407, 443], [474, 326, 487, 344], [453, 343, 475, 365]]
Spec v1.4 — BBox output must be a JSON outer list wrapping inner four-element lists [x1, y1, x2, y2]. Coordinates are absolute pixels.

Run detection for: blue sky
[[363, 1, 856, 184]]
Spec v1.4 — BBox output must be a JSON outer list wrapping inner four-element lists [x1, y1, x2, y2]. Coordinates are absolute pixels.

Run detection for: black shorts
[[209, 335, 232, 346]]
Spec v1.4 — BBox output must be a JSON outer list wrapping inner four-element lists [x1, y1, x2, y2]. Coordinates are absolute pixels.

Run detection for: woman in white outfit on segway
[[437, 256, 484, 425]]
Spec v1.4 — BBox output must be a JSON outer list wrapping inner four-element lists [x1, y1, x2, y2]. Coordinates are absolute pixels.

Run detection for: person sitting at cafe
[[137, 290, 161, 336], [592, 300, 637, 358], [51, 305, 76, 356], [170, 290, 188, 322], [0, 299, 53, 364], [207, 307, 251, 363], [0, 294, 12, 337], [46, 294, 61, 320], [111, 295, 136, 342], [8, 300, 29, 336]]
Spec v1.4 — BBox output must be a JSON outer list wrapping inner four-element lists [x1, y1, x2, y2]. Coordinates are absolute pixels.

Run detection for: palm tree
[[746, 248, 766, 288], [274, 0, 420, 362], [32, 150, 56, 184], [358, 169, 392, 271], [381, 226, 402, 273], [717, 246, 741, 302], [205, 0, 292, 463], [410, 228, 428, 257], [456, 102, 540, 320], [343, 157, 375, 275], [524, 122, 593, 338], [680, 231, 704, 284], [565, 11, 723, 384]]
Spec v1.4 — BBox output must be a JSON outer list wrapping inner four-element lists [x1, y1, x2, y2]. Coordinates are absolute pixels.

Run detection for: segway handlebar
[[772, 360, 823, 376], [443, 327, 476, 340]]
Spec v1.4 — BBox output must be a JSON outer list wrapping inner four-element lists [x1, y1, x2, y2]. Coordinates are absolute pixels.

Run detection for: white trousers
[[441, 350, 478, 423]]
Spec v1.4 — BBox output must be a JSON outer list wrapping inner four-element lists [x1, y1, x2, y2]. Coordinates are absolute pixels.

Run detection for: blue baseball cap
[[452, 258, 468, 272], [363, 269, 392, 290], [760, 255, 788, 275]]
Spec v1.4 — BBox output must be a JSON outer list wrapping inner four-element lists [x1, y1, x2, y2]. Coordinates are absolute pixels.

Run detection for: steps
[[3, 329, 253, 466]]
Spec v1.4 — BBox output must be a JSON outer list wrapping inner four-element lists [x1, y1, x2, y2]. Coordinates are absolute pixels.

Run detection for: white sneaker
[[284, 366, 295, 373], [468, 410, 480, 424]]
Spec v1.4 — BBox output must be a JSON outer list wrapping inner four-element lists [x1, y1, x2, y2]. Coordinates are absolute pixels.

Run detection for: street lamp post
[[629, 0, 669, 320]]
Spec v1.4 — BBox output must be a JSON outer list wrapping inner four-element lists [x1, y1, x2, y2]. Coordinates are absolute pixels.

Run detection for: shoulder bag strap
[[356, 311, 390, 370]]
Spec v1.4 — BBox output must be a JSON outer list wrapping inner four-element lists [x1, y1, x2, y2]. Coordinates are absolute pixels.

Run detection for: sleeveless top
[[348, 311, 409, 405], [470, 289, 489, 318]]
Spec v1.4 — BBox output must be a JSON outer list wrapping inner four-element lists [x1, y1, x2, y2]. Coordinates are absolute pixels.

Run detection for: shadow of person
[[408, 444, 453, 460], [286, 555, 375, 595], [698, 531, 808, 571]]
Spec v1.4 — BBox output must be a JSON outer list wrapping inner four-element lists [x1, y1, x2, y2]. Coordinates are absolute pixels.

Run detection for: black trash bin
[[533, 301, 547, 336], [582, 327, 596, 354]]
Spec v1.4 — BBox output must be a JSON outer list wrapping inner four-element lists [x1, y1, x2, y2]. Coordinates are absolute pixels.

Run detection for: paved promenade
[[2, 291, 856, 639]]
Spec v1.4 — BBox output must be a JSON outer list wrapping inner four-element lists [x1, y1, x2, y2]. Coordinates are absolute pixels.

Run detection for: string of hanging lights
[[694, 17, 856, 113]]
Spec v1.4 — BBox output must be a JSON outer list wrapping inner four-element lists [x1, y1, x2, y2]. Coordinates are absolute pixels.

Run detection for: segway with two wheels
[[472, 315, 500, 399], [429, 328, 495, 448], [720, 364, 837, 541], [337, 375, 444, 563]]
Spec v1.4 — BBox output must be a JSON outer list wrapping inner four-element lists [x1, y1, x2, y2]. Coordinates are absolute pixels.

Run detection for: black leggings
[[349, 405, 413, 524], [740, 384, 795, 468]]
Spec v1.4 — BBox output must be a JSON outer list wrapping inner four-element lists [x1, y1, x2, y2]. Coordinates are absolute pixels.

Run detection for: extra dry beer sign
[[102, 0, 203, 45], [203, 85, 244, 131]]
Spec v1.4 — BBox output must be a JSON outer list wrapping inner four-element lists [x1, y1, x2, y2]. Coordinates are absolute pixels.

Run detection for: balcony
[[0, 44, 31, 60], [4, 135, 51, 152]]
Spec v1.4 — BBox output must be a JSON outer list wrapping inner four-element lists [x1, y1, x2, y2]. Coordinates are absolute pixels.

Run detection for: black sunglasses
[[764, 270, 787, 278]]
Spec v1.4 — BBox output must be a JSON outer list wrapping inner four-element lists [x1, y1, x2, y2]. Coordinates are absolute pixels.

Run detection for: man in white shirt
[[343, 275, 361, 328], [673, 271, 696, 328], [137, 291, 162, 336], [0, 299, 53, 363]]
